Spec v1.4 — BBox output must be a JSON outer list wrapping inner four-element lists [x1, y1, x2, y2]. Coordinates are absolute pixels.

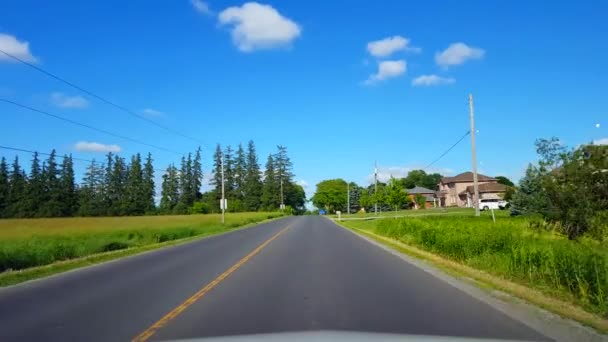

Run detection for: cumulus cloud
[[218, 2, 301, 52], [364, 60, 406, 85], [412, 74, 456, 87], [142, 108, 164, 117], [74, 141, 122, 153], [367, 35, 420, 57], [594, 138, 608, 145], [435, 42, 485, 67], [191, 0, 211, 15], [0, 33, 37, 63], [367, 166, 455, 184], [51, 92, 89, 109]]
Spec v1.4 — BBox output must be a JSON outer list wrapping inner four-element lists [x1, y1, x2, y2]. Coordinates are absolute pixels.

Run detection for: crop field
[[0, 212, 283, 274], [341, 214, 608, 317]]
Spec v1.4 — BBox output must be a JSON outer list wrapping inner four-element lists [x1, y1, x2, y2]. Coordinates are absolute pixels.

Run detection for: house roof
[[462, 182, 508, 194], [406, 186, 436, 194], [441, 172, 496, 184]]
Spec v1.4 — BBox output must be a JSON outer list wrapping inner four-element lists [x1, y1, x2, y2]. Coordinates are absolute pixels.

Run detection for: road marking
[[132, 223, 293, 342]]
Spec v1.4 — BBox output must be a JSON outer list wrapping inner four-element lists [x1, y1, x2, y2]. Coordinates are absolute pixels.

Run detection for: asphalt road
[[0, 216, 549, 341]]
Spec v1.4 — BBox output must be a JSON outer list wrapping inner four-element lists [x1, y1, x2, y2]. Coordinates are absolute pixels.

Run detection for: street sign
[[319, 209, 326, 215], [280, 204, 285, 210], [220, 199, 227, 210]]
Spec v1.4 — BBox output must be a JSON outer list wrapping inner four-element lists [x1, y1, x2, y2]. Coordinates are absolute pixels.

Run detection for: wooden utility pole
[[374, 161, 378, 215], [221, 154, 226, 224], [347, 182, 350, 215], [469, 93, 480, 217]]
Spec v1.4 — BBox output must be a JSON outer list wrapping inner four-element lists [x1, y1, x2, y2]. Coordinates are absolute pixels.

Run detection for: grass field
[[340, 213, 608, 319], [0, 212, 284, 276]]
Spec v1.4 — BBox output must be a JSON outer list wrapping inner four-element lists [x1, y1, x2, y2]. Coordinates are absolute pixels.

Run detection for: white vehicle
[[479, 198, 509, 211]]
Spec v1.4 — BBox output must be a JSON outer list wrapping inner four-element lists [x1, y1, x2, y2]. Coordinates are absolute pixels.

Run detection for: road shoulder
[[330, 218, 608, 342]]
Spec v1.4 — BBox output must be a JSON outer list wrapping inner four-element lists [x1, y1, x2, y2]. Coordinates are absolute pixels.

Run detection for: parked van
[[479, 198, 508, 210]]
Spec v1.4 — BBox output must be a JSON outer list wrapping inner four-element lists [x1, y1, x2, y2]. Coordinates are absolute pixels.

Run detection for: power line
[[0, 98, 181, 155], [0, 145, 168, 173], [423, 130, 470, 170], [0, 48, 204, 146]]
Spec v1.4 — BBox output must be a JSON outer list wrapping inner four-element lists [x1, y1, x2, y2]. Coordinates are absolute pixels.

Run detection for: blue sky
[[1, 0, 607, 201]]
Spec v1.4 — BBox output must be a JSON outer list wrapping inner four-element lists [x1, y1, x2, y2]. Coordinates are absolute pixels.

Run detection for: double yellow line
[[133, 223, 293, 342]]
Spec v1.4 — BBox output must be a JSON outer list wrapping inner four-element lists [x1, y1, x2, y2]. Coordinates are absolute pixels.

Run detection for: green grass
[[341, 214, 608, 318], [329, 207, 478, 219], [0, 212, 284, 280]]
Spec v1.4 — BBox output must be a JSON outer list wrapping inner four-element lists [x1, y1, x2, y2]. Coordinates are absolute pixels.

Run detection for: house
[[438, 172, 507, 208], [406, 186, 437, 209]]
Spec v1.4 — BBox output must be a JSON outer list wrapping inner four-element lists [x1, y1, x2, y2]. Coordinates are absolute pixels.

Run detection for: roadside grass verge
[[0, 212, 284, 286], [328, 207, 480, 219], [338, 216, 608, 333]]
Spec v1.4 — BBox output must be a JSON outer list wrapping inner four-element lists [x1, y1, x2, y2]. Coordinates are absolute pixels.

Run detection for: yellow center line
[[132, 222, 293, 342]]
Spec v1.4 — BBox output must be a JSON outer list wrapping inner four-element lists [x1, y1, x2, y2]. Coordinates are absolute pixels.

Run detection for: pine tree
[[143, 152, 156, 213], [178, 153, 194, 210], [261, 154, 279, 210], [58, 155, 77, 216], [273, 145, 294, 209], [8, 157, 28, 218], [243, 140, 262, 211], [0, 157, 9, 217], [210, 144, 223, 211], [26, 152, 44, 217], [192, 147, 203, 202], [102, 152, 115, 215], [108, 155, 128, 215], [224, 145, 235, 199], [234, 144, 247, 200], [79, 159, 104, 216], [125, 153, 144, 215], [160, 164, 180, 213], [38, 150, 63, 217]]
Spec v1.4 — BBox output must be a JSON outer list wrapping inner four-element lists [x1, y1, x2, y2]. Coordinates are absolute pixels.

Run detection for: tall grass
[[374, 216, 608, 316], [0, 212, 283, 273]]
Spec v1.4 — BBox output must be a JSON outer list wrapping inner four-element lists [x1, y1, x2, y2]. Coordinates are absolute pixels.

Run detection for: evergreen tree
[[243, 140, 262, 211], [261, 154, 279, 210], [78, 159, 104, 216], [274, 145, 294, 185], [125, 153, 144, 215], [8, 157, 28, 217], [101, 152, 114, 215], [234, 144, 246, 200], [0, 157, 9, 217], [224, 145, 235, 198], [160, 164, 180, 213], [39, 149, 62, 217], [58, 155, 77, 216], [143, 152, 156, 213], [210, 144, 223, 211], [192, 147, 203, 202], [108, 155, 127, 215], [26, 152, 44, 217], [178, 153, 194, 211]]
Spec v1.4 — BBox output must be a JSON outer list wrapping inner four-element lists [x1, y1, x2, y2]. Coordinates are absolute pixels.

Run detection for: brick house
[[437, 172, 507, 208], [406, 186, 437, 209]]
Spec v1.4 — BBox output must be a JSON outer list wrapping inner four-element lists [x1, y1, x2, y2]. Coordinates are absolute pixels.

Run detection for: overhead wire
[[0, 48, 204, 146], [0, 98, 182, 155], [423, 130, 470, 171]]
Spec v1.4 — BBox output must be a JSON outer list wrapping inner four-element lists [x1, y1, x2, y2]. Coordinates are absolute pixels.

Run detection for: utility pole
[[221, 154, 226, 224], [347, 182, 350, 215], [469, 93, 480, 217], [374, 161, 378, 215], [280, 178, 284, 211]]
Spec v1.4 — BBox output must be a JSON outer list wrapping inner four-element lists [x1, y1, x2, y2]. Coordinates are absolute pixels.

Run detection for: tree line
[[0, 141, 305, 218]]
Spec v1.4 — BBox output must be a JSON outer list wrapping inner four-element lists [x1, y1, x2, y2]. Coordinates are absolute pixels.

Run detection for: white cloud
[[412, 74, 456, 87], [364, 60, 406, 85], [218, 2, 301, 52], [191, 0, 211, 15], [435, 42, 485, 67], [367, 166, 454, 184], [142, 108, 164, 117], [367, 35, 420, 57], [74, 141, 122, 153], [51, 92, 89, 109], [0, 33, 37, 63], [593, 138, 608, 145]]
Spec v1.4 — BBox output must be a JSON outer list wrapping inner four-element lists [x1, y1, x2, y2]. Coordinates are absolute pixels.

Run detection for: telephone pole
[[221, 154, 226, 224], [374, 161, 378, 215], [280, 178, 284, 211], [469, 93, 480, 217], [347, 182, 350, 215]]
